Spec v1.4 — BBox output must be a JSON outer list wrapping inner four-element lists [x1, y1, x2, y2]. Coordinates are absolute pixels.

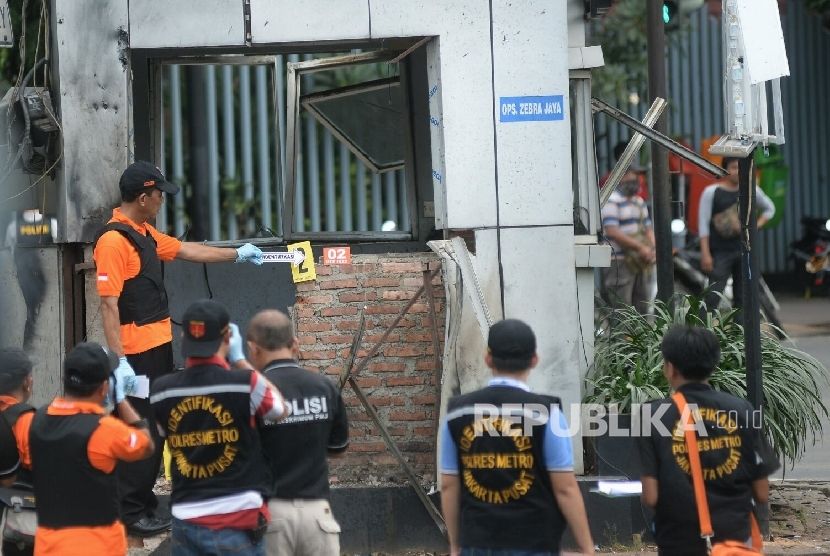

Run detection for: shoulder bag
[[0, 486, 36, 548], [711, 202, 742, 239], [672, 393, 763, 555]]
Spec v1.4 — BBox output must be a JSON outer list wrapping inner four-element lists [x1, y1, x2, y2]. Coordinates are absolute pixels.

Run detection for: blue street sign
[[499, 95, 565, 123]]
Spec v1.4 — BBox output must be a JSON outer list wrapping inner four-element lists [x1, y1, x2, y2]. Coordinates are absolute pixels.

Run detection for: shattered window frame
[[300, 76, 406, 174], [284, 51, 417, 242]]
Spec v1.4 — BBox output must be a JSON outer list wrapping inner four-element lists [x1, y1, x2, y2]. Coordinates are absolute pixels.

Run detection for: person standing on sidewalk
[[440, 319, 595, 556], [28, 342, 155, 556], [637, 325, 780, 555], [150, 299, 287, 555], [698, 157, 775, 323], [601, 165, 656, 317], [93, 160, 265, 536], [244, 309, 349, 556]]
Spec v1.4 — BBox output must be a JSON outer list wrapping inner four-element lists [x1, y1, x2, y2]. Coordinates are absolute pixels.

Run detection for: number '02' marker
[[323, 247, 351, 265]]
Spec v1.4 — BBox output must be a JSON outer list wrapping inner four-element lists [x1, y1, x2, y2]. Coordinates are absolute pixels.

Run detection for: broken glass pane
[[301, 78, 405, 173]]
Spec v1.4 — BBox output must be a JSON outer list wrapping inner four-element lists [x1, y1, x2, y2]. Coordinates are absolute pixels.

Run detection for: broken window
[[153, 56, 282, 242], [150, 51, 416, 243], [301, 77, 406, 174], [284, 52, 415, 240]]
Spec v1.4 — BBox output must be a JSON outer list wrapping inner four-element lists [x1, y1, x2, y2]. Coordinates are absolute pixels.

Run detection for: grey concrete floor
[[773, 295, 830, 481]]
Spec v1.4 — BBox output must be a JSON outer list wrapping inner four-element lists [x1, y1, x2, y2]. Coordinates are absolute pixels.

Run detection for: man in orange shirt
[[0, 348, 37, 555], [27, 342, 155, 556], [93, 160, 265, 536]]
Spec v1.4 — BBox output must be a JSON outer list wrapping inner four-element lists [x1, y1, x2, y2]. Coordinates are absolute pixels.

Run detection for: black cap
[[119, 161, 181, 195], [0, 348, 36, 392], [488, 319, 537, 360], [181, 299, 230, 358], [64, 342, 119, 387]]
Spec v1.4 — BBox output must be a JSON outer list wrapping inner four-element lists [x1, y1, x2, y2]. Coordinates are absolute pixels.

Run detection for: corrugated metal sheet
[[596, 2, 830, 274]]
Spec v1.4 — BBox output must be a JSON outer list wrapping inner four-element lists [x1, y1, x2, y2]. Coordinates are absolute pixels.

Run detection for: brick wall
[[293, 253, 445, 485]]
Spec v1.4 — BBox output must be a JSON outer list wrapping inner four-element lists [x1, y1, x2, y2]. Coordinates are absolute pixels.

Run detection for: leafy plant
[[585, 292, 830, 466], [587, 0, 688, 106]]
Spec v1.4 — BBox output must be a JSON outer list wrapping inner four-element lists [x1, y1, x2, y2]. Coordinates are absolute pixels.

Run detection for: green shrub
[[585, 292, 830, 466]]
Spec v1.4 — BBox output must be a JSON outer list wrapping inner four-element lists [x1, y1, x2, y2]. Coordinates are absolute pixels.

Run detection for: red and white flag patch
[[98, 273, 109, 281]]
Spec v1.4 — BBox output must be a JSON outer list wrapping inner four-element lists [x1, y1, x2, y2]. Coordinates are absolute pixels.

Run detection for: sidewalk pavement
[[776, 293, 830, 337], [773, 294, 830, 482]]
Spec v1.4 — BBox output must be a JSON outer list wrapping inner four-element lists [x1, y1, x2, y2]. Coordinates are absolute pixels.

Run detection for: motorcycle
[[673, 238, 785, 338], [790, 216, 830, 297]]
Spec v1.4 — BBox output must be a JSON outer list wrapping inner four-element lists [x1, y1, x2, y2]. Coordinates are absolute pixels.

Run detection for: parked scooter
[[673, 237, 784, 337], [790, 216, 830, 296]]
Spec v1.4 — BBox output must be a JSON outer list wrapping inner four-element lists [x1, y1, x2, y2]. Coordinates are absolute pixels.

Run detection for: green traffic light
[[663, 4, 671, 24]]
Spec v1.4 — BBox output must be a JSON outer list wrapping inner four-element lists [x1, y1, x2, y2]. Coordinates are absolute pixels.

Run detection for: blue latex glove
[[236, 243, 263, 265], [103, 379, 114, 407], [228, 323, 245, 364], [114, 357, 138, 397], [106, 374, 127, 405]]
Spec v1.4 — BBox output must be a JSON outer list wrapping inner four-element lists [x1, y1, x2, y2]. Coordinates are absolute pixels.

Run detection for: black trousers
[[1, 539, 33, 556], [702, 249, 745, 326], [115, 341, 174, 526]]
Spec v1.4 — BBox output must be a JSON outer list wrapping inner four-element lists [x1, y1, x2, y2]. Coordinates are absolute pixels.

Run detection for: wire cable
[[486, 0, 506, 316]]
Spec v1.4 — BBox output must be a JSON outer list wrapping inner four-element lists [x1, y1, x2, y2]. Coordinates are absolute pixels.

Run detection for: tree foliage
[[0, 0, 48, 90], [587, 0, 694, 107], [803, 0, 830, 15]]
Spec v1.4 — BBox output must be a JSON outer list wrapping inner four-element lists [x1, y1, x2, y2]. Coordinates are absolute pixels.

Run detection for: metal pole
[[647, 0, 674, 302], [240, 65, 254, 235], [399, 170, 410, 232], [295, 113, 306, 232], [306, 115, 321, 232], [157, 102, 168, 234], [170, 65, 186, 238], [340, 143, 353, 231], [385, 172, 398, 229], [324, 130, 336, 231], [739, 147, 767, 537], [206, 65, 221, 241], [356, 160, 368, 231], [371, 173, 382, 231], [222, 66, 238, 240], [186, 66, 210, 241], [739, 151, 762, 410], [256, 65, 272, 231], [303, 55, 321, 232], [276, 55, 286, 182], [288, 54, 305, 233]]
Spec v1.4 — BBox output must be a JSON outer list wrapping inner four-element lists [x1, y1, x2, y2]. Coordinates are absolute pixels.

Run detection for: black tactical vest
[[2, 402, 35, 487], [150, 364, 273, 505], [14, 213, 53, 246], [94, 223, 170, 326], [445, 386, 567, 551], [29, 410, 120, 528], [708, 187, 741, 253]]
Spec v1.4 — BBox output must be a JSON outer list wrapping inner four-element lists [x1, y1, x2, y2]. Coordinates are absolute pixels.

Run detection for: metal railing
[[157, 54, 410, 242]]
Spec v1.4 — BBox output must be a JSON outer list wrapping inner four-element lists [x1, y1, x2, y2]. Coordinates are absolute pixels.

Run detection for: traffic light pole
[[647, 0, 674, 302], [739, 147, 769, 536], [739, 151, 763, 411]]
